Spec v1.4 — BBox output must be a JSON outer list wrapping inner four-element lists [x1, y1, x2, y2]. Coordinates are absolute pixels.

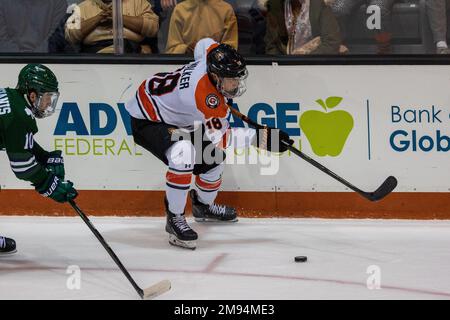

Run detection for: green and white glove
[[35, 174, 78, 203]]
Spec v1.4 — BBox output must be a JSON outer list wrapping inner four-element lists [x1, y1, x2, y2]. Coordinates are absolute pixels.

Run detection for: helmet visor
[[219, 69, 248, 99], [35, 92, 60, 118]]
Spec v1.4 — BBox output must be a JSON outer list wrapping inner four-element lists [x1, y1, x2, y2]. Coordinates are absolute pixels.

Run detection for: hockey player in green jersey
[[0, 64, 78, 255]]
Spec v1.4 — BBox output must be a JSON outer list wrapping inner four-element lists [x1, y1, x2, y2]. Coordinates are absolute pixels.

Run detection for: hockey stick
[[227, 105, 397, 202], [68, 199, 171, 299]]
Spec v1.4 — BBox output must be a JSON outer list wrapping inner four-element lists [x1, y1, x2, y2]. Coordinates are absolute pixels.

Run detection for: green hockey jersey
[[0, 87, 50, 186]]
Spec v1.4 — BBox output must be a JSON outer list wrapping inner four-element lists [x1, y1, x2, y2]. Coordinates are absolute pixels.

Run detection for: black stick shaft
[[69, 200, 144, 298], [228, 106, 369, 198], [283, 143, 368, 197]]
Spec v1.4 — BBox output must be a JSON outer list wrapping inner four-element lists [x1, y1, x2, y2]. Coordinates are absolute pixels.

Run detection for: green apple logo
[[299, 97, 354, 157]]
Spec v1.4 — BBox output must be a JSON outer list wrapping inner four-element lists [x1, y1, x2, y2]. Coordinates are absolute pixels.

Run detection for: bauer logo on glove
[[46, 150, 65, 180]]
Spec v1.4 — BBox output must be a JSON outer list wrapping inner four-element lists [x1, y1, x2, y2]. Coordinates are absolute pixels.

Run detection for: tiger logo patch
[[205, 94, 219, 109]]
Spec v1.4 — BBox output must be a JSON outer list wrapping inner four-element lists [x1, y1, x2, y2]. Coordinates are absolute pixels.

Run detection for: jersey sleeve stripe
[[148, 94, 165, 123], [11, 161, 38, 173], [12, 163, 44, 182], [138, 81, 159, 122], [135, 92, 150, 121], [144, 79, 166, 123], [10, 155, 36, 167]]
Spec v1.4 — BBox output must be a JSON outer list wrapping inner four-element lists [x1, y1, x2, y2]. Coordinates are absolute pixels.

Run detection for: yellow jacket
[[65, 0, 159, 53], [166, 0, 238, 54]]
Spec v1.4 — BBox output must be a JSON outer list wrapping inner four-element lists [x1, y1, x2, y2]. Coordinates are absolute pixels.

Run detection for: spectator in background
[[250, 0, 269, 54], [165, 0, 238, 54], [161, 0, 178, 10], [49, 4, 80, 53], [331, 0, 397, 54], [427, 0, 450, 54], [65, 0, 159, 54], [0, 0, 67, 53], [265, 0, 341, 55], [148, 0, 180, 53]]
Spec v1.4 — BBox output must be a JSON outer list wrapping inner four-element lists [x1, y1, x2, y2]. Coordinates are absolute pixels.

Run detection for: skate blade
[[168, 234, 196, 250], [194, 217, 238, 223], [0, 249, 17, 256]]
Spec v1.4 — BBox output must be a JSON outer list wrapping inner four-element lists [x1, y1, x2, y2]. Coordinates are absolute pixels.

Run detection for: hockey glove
[[35, 174, 78, 203], [46, 150, 65, 180], [255, 126, 294, 153]]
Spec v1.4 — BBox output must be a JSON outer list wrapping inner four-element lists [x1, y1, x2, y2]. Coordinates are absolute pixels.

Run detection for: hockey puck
[[294, 256, 307, 262]]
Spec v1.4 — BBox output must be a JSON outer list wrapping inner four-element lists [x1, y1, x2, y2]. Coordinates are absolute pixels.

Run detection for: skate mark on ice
[[203, 253, 228, 273]]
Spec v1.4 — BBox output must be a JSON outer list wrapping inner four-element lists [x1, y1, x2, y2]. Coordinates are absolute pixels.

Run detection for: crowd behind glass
[[0, 0, 448, 56]]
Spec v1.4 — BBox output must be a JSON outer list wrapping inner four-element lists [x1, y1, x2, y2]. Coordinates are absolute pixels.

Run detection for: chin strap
[[23, 93, 33, 108]]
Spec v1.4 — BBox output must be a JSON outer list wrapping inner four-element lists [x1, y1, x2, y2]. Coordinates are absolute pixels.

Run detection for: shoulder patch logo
[[205, 94, 220, 109]]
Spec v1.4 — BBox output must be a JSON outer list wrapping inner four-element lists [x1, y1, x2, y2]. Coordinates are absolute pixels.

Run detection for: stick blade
[[368, 176, 398, 201], [142, 279, 171, 300]]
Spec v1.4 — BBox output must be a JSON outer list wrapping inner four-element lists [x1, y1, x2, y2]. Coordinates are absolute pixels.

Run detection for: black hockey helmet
[[207, 44, 248, 98]]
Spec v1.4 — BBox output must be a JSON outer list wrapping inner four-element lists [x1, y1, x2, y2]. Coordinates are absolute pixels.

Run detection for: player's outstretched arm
[[3, 125, 75, 203], [226, 100, 293, 152]]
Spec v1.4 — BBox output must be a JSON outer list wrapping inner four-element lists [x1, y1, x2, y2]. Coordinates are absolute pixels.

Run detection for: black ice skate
[[0, 236, 16, 256], [165, 198, 198, 250], [190, 190, 238, 222]]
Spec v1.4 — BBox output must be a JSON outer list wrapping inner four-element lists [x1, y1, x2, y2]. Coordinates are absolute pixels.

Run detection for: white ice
[[1, 216, 450, 300]]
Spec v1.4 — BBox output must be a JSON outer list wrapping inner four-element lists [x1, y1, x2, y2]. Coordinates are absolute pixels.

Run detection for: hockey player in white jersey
[[126, 38, 293, 249]]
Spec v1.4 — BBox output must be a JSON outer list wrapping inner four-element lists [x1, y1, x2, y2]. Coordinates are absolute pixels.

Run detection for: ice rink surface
[[1, 216, 450, 300]]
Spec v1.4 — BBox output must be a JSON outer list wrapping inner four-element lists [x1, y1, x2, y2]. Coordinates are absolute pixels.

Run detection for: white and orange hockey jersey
[[126, 38, 255, 149]]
